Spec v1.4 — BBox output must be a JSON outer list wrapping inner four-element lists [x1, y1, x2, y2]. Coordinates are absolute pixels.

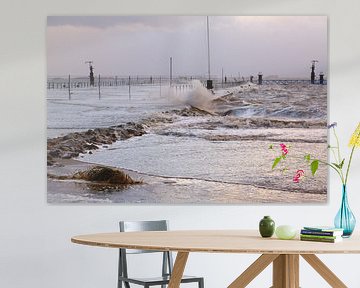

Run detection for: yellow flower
[[349, 122, 360, 147]]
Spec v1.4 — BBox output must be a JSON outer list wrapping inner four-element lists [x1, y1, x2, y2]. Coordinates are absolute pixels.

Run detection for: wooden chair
[[118, 220, 204, 288]]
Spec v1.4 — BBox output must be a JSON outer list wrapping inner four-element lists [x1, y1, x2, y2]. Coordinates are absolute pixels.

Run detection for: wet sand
[[47, 159, 326, 204]]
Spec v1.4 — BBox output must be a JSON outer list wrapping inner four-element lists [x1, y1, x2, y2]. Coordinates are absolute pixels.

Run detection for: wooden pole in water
[[170, 57, 173, 87], [222, 68, 224, 88], [98, 74, 101, 100], [160, 76, 162, 97], [128, 76, 131, 100], [68, 75, 71, 100]]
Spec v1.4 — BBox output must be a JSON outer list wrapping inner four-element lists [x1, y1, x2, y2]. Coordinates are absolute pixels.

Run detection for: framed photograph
[[47, 16, 327, 204]]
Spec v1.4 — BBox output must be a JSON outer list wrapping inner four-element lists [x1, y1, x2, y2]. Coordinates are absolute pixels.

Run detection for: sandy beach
[[47, 158, 326, 204]]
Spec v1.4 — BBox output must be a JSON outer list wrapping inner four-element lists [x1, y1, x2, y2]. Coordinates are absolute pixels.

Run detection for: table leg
[[168, 252, 189, 288], [272, 254, 299, 288], [301, 254, 347, 288], [228, 254, 279, 288], [229, 253, 348, 288]]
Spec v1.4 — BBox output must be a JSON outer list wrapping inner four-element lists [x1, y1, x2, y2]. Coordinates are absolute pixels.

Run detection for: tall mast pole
[[206, 16, 211, 81], [206, 16, 213, 90]]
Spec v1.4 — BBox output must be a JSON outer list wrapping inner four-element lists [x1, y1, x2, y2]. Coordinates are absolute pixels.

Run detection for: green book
[[300, 234, 339, 240], [300, 236, 342, 243]]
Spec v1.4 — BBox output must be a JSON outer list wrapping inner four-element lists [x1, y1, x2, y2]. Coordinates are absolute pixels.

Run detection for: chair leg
[[120, 279, 130, 288], [199, 278, 204, 288], [118, 250, 122, 288]]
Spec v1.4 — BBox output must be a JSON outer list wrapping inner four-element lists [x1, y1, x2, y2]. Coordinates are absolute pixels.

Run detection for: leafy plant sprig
[[269, 122, 360, 184]]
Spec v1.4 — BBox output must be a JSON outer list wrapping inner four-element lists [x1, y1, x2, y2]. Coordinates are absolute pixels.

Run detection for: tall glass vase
[[334, 185, 356, 237]]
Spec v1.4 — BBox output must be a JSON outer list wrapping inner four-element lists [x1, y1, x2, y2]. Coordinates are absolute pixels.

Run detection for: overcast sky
[[47, 16, 327, 78]]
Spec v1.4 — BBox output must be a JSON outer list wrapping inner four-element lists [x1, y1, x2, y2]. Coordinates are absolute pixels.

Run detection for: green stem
[[333, 128, 345, 182], [330, 147, 339, 164], [333, 128, 342, 164], [345, 145, 356, 185], [290, 155, 343, 182], [345, 145, 355, 185], [318, 159, 345, 184], [344, 130, 360, 185]]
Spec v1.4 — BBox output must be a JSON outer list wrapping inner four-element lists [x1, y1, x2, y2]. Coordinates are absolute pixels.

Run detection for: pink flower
[[280, 143, 288, 156], [293, 169, 305, 183]]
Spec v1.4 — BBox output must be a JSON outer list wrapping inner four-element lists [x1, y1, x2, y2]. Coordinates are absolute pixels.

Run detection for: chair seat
[[119, 274, 203, 286]]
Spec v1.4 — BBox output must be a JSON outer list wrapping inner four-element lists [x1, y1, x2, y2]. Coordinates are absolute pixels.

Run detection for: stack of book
[[300, 226, 344, 243]]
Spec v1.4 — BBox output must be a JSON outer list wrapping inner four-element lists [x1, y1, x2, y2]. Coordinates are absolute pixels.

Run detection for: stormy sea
[[47, 80, 327, 204]]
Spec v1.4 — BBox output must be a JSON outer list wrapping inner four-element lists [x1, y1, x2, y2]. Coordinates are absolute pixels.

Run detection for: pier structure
[[47, 74, 328, 91], [311, 60, 318, 84], [85, 61, 95, 86]]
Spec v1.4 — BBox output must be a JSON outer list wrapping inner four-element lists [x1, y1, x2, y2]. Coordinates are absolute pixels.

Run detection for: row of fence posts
[[173, 84, 193, 94], [48, 75, 177, 90], [64, 74, 164, 100], [62, 75, 244, 101], [66, 75, 194, 100], [53, 74, 279, 101], [49, 75, 255, 90], [57, 75, 268, 101]]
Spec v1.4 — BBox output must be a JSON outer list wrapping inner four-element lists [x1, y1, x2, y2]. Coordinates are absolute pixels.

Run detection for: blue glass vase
[[334, 185, 356, 237]]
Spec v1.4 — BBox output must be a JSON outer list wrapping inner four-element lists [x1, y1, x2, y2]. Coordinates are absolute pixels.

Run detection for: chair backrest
[[120, 220, 168, 232], [119, 220, 169, 254], [118, 220, 174, 283]]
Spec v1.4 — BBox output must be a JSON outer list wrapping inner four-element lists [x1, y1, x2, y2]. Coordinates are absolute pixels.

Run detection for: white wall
[[1, 0, 360, 287]]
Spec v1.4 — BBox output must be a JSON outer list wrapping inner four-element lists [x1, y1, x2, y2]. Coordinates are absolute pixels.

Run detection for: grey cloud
[[47, 16, 327, 77]]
